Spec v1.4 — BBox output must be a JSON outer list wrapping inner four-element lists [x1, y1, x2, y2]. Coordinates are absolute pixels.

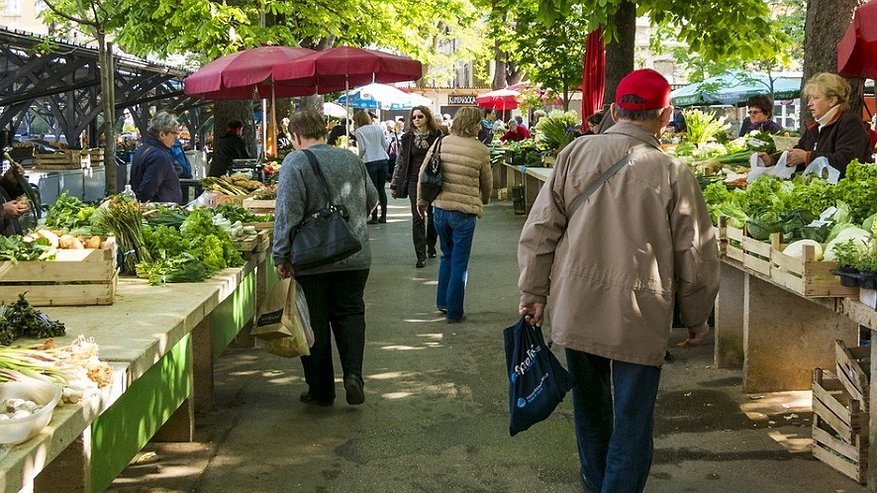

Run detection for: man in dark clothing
[[130, 112, 184, 204], [0, 163, 27, 236], [209, 120, 250, 177]]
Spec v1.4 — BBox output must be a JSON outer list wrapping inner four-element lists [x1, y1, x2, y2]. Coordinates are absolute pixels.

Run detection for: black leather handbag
[[290, 150, 362, 271], [419, 136, 444, 203]]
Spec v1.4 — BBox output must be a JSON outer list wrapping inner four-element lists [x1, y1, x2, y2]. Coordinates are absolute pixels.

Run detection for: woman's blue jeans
[[432, 207, 476, 322], [565, 349, 662, 493]]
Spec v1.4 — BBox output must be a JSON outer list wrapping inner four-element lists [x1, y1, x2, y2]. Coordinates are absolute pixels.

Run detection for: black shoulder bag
[[290, 150, 363, 271], [419, 135, 445, 203]]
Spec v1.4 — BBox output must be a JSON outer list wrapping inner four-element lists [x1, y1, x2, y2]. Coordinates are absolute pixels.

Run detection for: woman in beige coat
[[417, 107, 492, 323]]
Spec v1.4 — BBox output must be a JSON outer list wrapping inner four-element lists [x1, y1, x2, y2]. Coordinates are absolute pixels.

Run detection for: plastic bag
[[504, 317, 574, 436], [747, 151, 796, 183], [259, 279, 314, 357], [801, 156, 841, 184]]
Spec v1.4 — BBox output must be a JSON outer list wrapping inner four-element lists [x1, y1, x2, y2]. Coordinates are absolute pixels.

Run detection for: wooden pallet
[[835, 340, 870, 413], [719, 217, 858, 298], [234, 234, 260, 253], [0, 238, 118, 306]]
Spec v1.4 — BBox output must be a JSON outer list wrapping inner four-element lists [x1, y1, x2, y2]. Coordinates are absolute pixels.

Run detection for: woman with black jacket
[[759, 73, 872, 177], [390, 106, 443, 268]]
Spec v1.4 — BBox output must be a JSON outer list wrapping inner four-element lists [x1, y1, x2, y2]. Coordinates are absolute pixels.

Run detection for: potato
[[58, 234, 76, 249], [84, 236, 101, 249], [70, 237, 85, 249]]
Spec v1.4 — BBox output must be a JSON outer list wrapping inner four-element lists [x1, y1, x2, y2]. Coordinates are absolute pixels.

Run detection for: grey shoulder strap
[[566, 144, 656, 218]]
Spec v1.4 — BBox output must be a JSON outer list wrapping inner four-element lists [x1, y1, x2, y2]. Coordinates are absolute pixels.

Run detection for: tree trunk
[[602, 0, 637, 108], [214, 101, 256, 159], [493, 43, 507, 90], [802, 0, 863, 128], [98, 35, 118, 194]]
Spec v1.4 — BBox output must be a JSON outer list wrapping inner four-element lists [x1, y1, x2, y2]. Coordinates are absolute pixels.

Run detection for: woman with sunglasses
[[390, 106, 443, 268], [416, 106, 492, 323]]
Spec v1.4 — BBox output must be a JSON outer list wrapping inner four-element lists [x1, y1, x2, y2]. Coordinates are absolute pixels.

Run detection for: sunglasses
[[412, 114, 426, 120]]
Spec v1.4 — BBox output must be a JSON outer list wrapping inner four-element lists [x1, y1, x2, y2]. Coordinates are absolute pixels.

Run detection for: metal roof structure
[[0, 26, 206, 146]]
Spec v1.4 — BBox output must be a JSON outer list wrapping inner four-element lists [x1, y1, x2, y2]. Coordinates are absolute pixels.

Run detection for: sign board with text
[[448, 95, 477, 105]]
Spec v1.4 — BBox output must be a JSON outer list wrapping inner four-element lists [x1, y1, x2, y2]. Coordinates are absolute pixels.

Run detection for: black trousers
[[296, 269, 370, 401], [407, 181, 437, 261]]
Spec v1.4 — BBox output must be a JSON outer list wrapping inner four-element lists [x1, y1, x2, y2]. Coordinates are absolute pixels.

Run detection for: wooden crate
[[233, 233, 260, 253], [34, 151, 77, 169], [81, 148, 104, 168], [812, 416, 868, 484], [812, 368, 868, 443], [241, 198, 276, 214], [243, 221, 274, 231], [835, 340, 870, 413], [720, 219, 858, 298], [0, 238, 118, 306]]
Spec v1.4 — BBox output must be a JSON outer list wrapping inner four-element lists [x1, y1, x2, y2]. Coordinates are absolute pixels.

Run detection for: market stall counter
[[0, 251, 276, 493]]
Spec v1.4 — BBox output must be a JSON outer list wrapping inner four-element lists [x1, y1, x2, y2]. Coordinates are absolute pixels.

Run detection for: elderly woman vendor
[[759, 72, 872, 177]]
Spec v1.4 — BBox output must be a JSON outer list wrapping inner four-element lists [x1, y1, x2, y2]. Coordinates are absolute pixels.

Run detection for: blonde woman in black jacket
[[390, 106, 443, 268]]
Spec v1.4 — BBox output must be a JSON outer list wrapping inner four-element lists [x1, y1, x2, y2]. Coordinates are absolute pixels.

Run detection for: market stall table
[[0, 245, 277, 493]]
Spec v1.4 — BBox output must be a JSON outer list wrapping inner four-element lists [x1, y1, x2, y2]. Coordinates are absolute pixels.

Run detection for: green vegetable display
[[139, 208, 244, 285]]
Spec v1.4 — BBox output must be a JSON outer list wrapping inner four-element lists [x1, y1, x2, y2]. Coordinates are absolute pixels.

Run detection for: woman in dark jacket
[[760, 73, 872, 177], [389, 106, 442, 268], [130, 111, 184, 204], [738, 94, 783, 136]]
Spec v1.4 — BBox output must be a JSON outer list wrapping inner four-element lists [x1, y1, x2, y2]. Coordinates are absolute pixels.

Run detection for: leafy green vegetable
[[44, 192, 98, 231], [834, 160, 877, 224], [135, 253, 212, 285], [0, 294, 66, 345], [0, 235, 55, 263], [215, 203, 258, 224]]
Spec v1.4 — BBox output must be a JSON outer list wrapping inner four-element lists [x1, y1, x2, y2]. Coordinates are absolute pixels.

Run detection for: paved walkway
[[110, 198, 868, 493]]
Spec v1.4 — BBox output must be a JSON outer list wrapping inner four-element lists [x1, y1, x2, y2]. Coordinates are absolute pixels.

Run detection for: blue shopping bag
[[504, 317, 575, 436]]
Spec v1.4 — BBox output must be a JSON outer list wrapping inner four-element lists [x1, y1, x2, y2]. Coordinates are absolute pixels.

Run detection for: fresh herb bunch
[[45, 192, 97, 230], [0, 235, 55, 263], [0, 294, 66, 345], [215, 203, 258, 224]]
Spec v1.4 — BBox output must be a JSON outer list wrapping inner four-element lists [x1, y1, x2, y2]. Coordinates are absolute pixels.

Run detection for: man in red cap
[[517, 68, 719, 493]]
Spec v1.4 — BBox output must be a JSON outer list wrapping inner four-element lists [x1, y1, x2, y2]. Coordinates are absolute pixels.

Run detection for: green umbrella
[[670, 72, 801, 107]]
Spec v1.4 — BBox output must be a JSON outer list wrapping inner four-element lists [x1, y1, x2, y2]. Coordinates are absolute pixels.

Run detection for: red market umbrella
[[475, 88, 520, 111], [184, 46, 317, 100], [273, 46, 423, 93], [581, 26, 606, 118], [838, 0, 877, 79]]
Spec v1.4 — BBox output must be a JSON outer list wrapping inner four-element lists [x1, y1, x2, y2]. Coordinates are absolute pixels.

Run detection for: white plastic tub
[[0, 381, 63, 445]]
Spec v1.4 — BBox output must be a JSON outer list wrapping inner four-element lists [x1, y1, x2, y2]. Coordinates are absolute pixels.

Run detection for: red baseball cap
[[615, 69, 671, 111]]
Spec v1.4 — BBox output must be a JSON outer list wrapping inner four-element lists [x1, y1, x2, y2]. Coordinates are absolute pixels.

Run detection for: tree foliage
[[494, 0, 588, 109], [535, 0, 783, 79]]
